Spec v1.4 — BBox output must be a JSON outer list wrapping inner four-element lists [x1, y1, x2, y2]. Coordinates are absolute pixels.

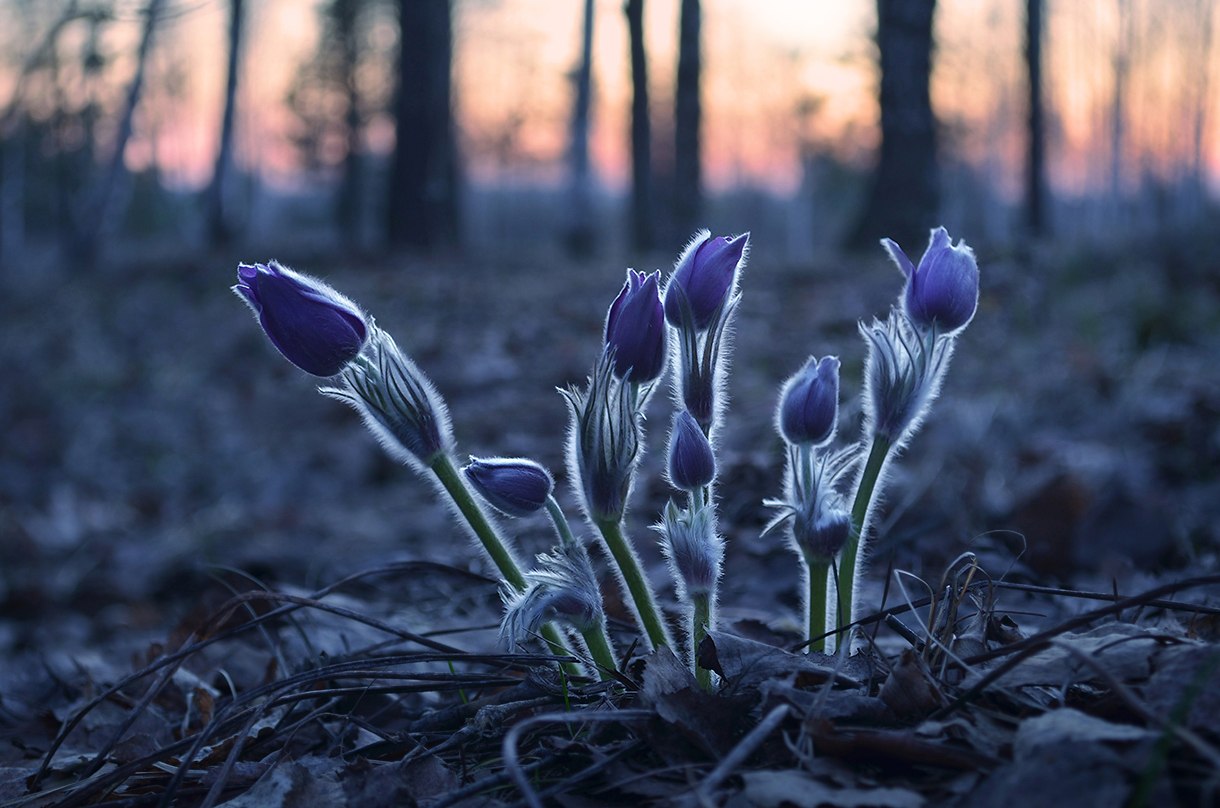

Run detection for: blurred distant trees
[[206, 0, 244, 245], [565, 0, 596, 256], [386, 0, 459, 249], [625, 0, 654, 252], [849, 0, 938, 250], [673, 0, 702, 238], [1023, 0, 1046, 237]]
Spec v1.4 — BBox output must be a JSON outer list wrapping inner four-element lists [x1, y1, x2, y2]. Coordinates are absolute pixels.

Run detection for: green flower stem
[[805, 556, 829, 653], [692, 592, 712, 691], [429, 454, 578, 675], [835, 435, 892, 648], [545, 496, 617, 681], [581, 624, 619, 680], [545, 497, 580, 550], [595, 518, 673, 650]]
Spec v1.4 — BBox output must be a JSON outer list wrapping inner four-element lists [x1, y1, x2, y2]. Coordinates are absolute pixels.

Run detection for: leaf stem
[[805, 556, 829, 653]]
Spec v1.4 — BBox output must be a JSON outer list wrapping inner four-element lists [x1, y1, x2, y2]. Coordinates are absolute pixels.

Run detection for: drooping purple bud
[[668, 410, 716, 491], [664, 231, 749, 330], [777, 356, 840, 447], [792, 506, 851, 566], [463, 457, 555, 518], [233, 261, 368, 377], [604, 270, 666, 383], [884, 227, 979, 334]]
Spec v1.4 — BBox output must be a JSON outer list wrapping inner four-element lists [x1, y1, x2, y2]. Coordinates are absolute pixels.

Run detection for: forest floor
[[1, 229, 1219, 806]]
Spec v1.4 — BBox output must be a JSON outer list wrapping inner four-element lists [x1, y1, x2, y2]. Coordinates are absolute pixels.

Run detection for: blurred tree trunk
[[206, 0, 244, 246], [848, 0, 938, 250], [1189, 0, 1214, 215], [625, 0, 654, 252], [1023, 0, 1047, 237], [1109, 0, 1131, 202], [336, 0, 363, 247], [386, 0, 458, 249], [0, 126, 25, 270], [565, 0, 596, 256], [674, 0, 701, 236], [71, 0, 164, 265]]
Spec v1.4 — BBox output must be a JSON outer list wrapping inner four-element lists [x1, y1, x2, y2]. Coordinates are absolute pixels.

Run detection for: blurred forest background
[[2, 0, 1218, 263], [1, 0, 1219, 653]]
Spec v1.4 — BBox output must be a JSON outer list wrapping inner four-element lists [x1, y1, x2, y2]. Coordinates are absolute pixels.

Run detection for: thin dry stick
[[502, 710, 653, 808], [693, 704, 790, 806]]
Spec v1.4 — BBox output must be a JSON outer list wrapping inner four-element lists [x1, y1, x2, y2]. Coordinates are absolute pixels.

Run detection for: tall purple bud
[[668, 410, 716, 491], [233, 261, 368, 377], [664, 232, 749, 330], [463, 457, 554, 518], [604, 270, 666, 383], [883, 227, 979, 335], [777, 356, 840, 447]]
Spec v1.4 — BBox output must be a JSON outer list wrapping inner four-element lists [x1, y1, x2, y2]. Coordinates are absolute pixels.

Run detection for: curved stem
[[546, 496, 580, 550], [805, 557, 829, 653], [429, 454, 578, 675], [595, 518, 672, 650], [581, 624, 618, 680], [692, 592, 712, 691], [836, 436, 891, 649]]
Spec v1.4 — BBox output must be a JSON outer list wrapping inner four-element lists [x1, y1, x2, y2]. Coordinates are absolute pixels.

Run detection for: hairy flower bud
[[321, 325, 453, 468], [463, 457, 554, 518], [656, 500, 723, 599], [792, 506, 851, 565], [664, 231, 749, 330], [500, 543, 605, 649], [562, 351, 641, 523], [604, 270, 666, 383], [668, 410, 716, 491], [777, 356, 840, 447], [861, 309, 952, 445], [233, 261, 368, 377], [883, 227, 979, 335]]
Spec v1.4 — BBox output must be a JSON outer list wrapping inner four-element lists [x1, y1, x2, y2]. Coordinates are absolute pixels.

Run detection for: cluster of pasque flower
[[233, 225, 977, 678]]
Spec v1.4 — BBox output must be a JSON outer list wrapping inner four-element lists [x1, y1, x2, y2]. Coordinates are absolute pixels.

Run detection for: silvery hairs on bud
[[860, 308, 955, 451], [321, 324, 455, 471], [666, 274, 742, 436], [764, 444, 859, 564], [655, 500, 724, 602], [499, 542, 604, 650], [561, 350, 642, 524]]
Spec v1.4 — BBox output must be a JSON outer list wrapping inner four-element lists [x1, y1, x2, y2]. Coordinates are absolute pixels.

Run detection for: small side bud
[[463, 457, 554, 518], [667, 410, 716, 491], [500, 543, 605, 649], [656, 500, 723, 599], [777, 356, 840, 447]]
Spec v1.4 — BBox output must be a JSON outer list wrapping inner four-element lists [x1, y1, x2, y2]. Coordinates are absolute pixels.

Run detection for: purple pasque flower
[[882, 227, 979, 335], [668, 410, 716, 491], [233, 261, 368, 377], [664, 231, 749, 330], [463, 457, 555, 518], [604, 270, 666, 383], [777, 356, 840, 447]]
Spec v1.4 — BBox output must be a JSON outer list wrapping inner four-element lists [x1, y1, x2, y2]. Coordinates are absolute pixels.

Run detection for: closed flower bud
[[500, 543, 605, 648], [883, 227, 979, 334], [604, 270, 666, 383], [233, 261, 368, 377], [656, 500, 723, 598], [463, 457, 554, 518], [664, 231, 749, 330], [792, 506, 851, 566], [777, 356, 840, 447], [668, 410, 716, 491]]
